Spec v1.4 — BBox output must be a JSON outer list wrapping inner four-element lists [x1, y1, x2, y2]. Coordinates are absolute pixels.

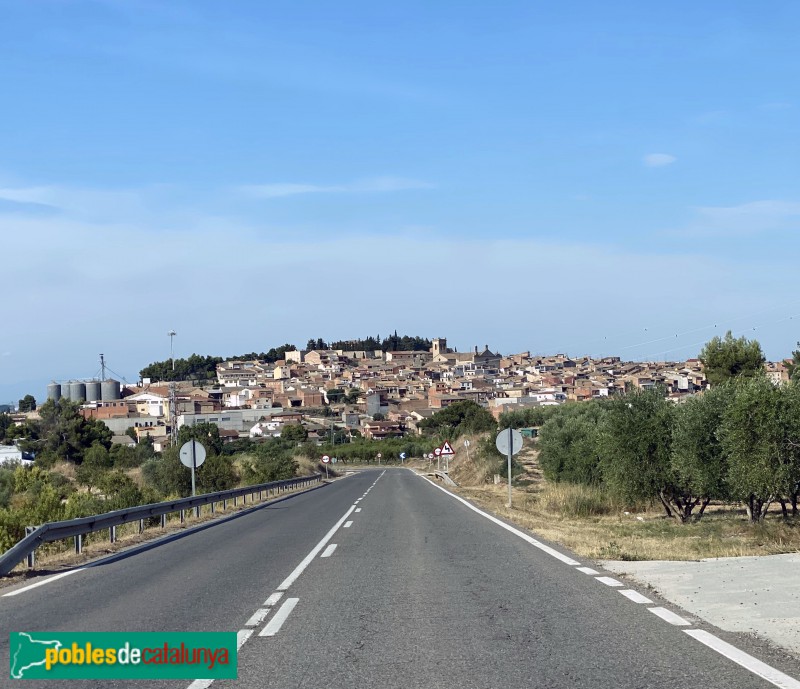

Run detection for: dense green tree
[[142, 447, 192, 497], [670, 385, 733, 521], [418, 401, 497, 439], [76, 442, 113, 489], [196, 454, 237, 493], [18, 394, 36, 413], [719, 376, 800, 521], [600, 388, 676, 515], [699, 331, 765, 386], [178, 422, 223, 455], [26, 399, 111, 465], [326, 388, 345, 403], [537, 402, 607, 486], [280, 424, 308, 442], [785, 342, 800, 381], [0, 413, 12, 441]]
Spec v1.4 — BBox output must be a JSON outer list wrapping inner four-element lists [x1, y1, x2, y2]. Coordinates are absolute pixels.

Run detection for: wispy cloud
[[666, 200, 800, 237], [238, 176, 434, 199], [643, 153, 677, 168]]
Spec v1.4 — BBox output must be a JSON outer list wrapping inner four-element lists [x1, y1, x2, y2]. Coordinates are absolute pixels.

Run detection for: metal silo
[[101, 379, 121, 401], [61, 381, 72, 401], [70, 381, 86, 402], [85, 380, 102, 402], [47, 382, 62, 402]]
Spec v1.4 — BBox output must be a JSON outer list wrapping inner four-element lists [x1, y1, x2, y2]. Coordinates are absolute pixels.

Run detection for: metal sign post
[[179, 440, 207, 499], [322, 455, 330, 478], [495, 429, 523, 508]]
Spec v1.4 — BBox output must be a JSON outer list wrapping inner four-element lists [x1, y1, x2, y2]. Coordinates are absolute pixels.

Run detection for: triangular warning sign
[[440, 440, 455, 456]]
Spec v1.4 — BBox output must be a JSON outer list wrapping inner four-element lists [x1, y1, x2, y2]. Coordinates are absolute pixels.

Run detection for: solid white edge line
[[244, 608, 271, 627], [321, 544, 337, 558], [618, 589, 653, 604], [344, 521, 353, 528], [264, 592, 283, 607], [275, 505, 355, 592], [648, 606, 690, 626], [259, 598, 299, 637], [421, 477, 580, 565], [2, 568, 86, 597], [596, 576, 624, 587], [576, 566, 599, 575], [684, 629, 800, 689]]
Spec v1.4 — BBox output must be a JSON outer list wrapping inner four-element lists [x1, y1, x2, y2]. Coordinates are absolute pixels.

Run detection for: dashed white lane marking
[[2, 568, 86, 597], [259, 598, 299, 637], [355, 508, 362, 513], [344, 521, 353, 528], [576, 566, 599, 575], [237, 629, 253, 649], [596, 576, 624, 587], [245, 608, 271, 627], [648, 607, 690, 626], [275, 505, 355, 592], [321, 544, 337, 558], [684, 629, 800, 689], [264, 592, 283, 606], [619, 589, 653, 604], [422, 477, 580, 565], [188, 631, 251, 689]]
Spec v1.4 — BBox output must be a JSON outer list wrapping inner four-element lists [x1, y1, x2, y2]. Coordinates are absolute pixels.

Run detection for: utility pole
[[168, 330, 178, 447], [168, 330, 177, 372]]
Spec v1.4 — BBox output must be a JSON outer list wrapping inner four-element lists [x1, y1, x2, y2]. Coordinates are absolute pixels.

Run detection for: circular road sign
[[428, 453, 434, 460], [377, 453, 382, 459], [321, 454, 331, 464], [495, 428, 524, 456], [434, 447, 442, 456], [179, 440, 207, 469]]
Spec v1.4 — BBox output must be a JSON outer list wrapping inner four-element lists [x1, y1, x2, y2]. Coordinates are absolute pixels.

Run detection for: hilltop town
[[55, 337, 787, 452]]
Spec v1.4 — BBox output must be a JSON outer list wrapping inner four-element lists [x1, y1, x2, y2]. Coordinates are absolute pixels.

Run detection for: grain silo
[[85, 380, 102, 402], [47, 382, 62, 402], [101, 379, 121, 401], [70, 381, 87, 402]]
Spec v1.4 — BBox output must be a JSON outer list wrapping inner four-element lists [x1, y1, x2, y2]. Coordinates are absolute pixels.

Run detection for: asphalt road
[[2, 468, 799, 688]]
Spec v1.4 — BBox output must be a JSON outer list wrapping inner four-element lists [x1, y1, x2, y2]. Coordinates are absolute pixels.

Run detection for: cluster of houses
[[39, 337, 788, 450]]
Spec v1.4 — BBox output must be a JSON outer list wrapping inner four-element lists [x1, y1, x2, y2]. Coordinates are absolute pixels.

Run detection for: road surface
[[2, 469, 798, 688]]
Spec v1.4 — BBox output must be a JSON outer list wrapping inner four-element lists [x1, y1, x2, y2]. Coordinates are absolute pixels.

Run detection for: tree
[[280, 424, 308, 443], [418, 401, 496, 438], [178, 422, 223, 456], [18, 395, 36, 413], [372, 413, 385, 421], [27, 399, 111, 465], [785, 342, 800, 381], [0, 413, 12, 441], [699, 331, 765, 386], [537, 402, 606, 486], [600, 388, 676, 516], [720, 376, 800, 522], [670, 385, 732, 521], [76, 442, 112, 489]]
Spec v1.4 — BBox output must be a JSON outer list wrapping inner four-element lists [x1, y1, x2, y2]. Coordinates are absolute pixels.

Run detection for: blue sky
[[2, 0, 800, 403]]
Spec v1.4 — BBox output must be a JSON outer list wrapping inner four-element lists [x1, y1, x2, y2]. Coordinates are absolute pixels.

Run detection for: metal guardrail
[[0, 473, 322, 577]]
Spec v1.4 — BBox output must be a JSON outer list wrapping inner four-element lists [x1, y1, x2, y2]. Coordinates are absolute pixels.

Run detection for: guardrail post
[[110, 525, 116, 543], [74, 534, 82, 554], [223, 498, 227, 510], [210, 502, 215, 514], [25, 526, 36, 569], [258, 489, 263, 501], [180, 509, 185, 523], [234, 496, 238, 507], [194, 505, 200, 519], [139, 519, 144, 534], [160, 514, 166, 529]]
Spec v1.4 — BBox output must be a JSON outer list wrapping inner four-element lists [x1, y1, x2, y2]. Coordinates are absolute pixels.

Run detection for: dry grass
[[438, 445, 800, 561], [454, 483, 800, 561]]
